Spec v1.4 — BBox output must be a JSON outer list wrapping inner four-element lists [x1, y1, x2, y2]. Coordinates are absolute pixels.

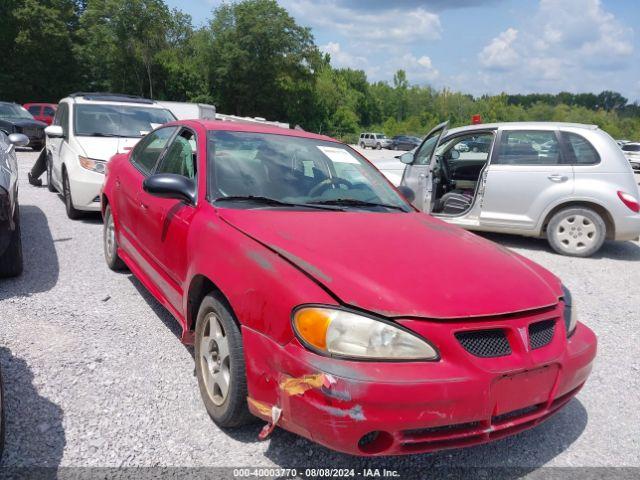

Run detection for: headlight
[[561, 285, 577, 337], [79, 156, 106, 174], [292, 306, 439, 361]]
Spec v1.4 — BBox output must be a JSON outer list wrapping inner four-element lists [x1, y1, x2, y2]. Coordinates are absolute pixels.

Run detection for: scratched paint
[[279, 373, 336, 396], [245, 249, 275, 271]]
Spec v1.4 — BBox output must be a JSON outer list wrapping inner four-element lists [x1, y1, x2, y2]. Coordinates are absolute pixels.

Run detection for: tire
[[0, 204, 23, 278], [376, 143, 382, 150], [547, 207, 606, 257], [46, 154, 55, 192], [62, 169, 82, 220], [194, 293, 254, 428], [0, 366, 4, 459], [393, 145, 399, 151], [103, 205, 127, 271]]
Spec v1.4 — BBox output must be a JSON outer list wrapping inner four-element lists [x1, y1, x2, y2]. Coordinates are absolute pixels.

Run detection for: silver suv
[[359, 132, 391, 150], [395, 122, 640, 257]]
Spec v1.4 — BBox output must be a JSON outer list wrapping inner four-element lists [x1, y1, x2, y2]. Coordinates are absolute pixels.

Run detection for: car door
[[400, 121, 448, 211], [117, 126, 178, 277], [47, 103, 68, 188], [137, 127, 198, 312], [26, 105, 42, 122], [480, 129, 574, 230]]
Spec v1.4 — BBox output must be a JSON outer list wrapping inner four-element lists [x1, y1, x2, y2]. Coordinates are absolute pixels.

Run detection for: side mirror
[[45, 125, 64, 138], [398, 151, 414, 164], [397, 185, 415, 203], [8, 133, 29, 147], [143, 174, 196, 204]]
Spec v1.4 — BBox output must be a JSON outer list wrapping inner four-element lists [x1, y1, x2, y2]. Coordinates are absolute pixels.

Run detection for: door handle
[[547, 174, 568, 182]]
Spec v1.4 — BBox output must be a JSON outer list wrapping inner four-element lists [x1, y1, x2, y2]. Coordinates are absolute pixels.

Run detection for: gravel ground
[[0, 150, 639, 472]]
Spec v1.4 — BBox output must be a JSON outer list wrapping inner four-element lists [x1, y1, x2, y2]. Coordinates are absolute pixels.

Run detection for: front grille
[[529, 319, 555, 350], [492, 404, 542, 424], [403, 421, 481, 439], [455, 329, 511, 358]]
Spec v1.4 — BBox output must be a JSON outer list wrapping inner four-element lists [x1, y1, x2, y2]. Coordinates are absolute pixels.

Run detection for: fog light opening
[[357, 431, 393, 454]]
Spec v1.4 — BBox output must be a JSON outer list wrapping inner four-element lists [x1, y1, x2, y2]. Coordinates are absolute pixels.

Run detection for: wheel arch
[[541, 200, 615, 240], [186, 274, 238, 333]]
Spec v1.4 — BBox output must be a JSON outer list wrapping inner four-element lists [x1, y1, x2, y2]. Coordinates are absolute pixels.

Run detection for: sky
[[165, 0, 640, 102]]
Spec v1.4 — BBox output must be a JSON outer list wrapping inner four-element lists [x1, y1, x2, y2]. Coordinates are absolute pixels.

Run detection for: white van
[[44, 92, 175, 219], [156, 101, 216, 120]]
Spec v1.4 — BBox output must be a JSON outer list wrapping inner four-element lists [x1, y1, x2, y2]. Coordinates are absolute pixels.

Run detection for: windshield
[[208, 131, 411, 211], [622, 144, 640, 152], [73, 104, 175, 138], [0, 104, 34, 120], [375, 133, 387, 139]]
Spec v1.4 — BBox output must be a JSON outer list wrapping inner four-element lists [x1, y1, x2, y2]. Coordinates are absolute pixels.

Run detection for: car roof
[[62, 92, 165, 108], [447, 121, 600, 136], [178, 119, 337, 142]]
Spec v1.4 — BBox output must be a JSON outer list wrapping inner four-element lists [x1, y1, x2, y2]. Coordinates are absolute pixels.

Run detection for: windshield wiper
[[214, 196, 343, 211], [307, 198, 407, 211]]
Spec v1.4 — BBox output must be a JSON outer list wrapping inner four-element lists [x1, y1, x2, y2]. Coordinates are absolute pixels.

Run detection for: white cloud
[[476, 0, 634, 93], [478, 28, 519, 70], [401, 53, 440, 82], [283, 0, 441, 46]]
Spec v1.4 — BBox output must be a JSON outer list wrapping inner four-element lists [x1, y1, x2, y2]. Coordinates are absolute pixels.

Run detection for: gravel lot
[[1, 149, 639, 472]]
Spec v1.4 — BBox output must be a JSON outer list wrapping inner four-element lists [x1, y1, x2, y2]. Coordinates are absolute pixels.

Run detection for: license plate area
[[491, 364, 558, 417]]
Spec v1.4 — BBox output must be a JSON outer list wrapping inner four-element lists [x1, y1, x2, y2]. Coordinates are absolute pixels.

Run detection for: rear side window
[[44, 106, 56, 116], [27, 106, 41, 115], [130, 127, 177, 175], [563, 132, 600, 165], [494, 130, 561, 165]]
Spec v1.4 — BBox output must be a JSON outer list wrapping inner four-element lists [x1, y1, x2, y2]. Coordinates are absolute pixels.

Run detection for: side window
[[563, 132, 600, 165], [414, 128, 445, 165], [27, 106, 41, 116], [44, 106, 56, 116], [156, 128, 197, 180], [438, 133, 494, 161], [130, 127, 178, 175], [494, 130, 561, 165]]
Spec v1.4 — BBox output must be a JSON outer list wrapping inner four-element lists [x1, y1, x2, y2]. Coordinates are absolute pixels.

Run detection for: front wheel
[[194, 294, 254, 428], [62, 170, 82, 220], [547, 207, 606, 257], [103, 205, 127, 271]]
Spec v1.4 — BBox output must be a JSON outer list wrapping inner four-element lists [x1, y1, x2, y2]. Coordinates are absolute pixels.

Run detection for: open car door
[[400, 121, 449, 212]]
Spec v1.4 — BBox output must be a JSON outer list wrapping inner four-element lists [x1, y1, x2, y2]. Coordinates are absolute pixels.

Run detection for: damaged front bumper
[[242, 306, 597, 456]]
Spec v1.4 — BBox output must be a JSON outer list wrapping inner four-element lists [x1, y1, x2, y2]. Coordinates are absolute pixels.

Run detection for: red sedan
[[23, 102, 57, 125], [101, 120, 597, 456]]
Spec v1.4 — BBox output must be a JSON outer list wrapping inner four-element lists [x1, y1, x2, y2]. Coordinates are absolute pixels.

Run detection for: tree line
[[2, 0, 640, 142]]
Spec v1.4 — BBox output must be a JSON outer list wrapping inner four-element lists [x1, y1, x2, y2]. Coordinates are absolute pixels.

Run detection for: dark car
[[0, 102, 46, 151], [0, 132, 28, 277], [23, 102, 57, 126], [388, 135, 421, 151]]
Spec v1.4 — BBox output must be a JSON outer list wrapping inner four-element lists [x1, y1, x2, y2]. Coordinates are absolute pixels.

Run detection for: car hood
[[75, 137, 143, 161], [7, 118, 46, 128], [218, 209, 561, 319]]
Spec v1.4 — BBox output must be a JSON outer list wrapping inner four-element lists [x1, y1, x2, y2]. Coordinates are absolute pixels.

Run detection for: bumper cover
[[243, 305, 596, 456]]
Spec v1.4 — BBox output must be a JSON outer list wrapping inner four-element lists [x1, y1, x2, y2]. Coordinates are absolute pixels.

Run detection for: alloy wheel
[[199, 312, 231, 406]]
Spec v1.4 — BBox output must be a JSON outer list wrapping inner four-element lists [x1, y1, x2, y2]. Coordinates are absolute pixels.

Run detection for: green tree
[[206, 0, 322, 125]]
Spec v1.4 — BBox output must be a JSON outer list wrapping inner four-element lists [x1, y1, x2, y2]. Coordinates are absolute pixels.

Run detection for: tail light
[[617, 191, 640, 212]]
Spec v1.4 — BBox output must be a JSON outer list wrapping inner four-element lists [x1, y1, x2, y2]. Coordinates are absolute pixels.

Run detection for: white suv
[[358, 132, 391, 150], [44, 93, 175, 219]]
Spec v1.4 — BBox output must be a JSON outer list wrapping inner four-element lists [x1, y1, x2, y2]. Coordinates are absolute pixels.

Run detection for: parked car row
[[0, 102, 46, 151], [8, 93, 615, 457], [620, 142, 640, 172]]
